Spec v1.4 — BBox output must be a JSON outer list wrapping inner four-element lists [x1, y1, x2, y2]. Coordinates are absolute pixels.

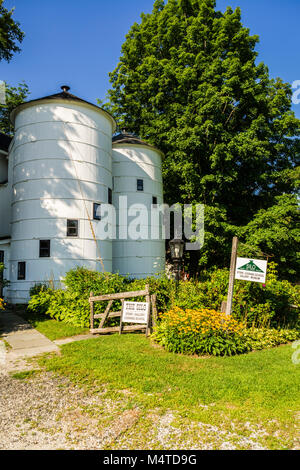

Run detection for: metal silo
[[112, 133, 165, 278], [8, 86, 116, 303]]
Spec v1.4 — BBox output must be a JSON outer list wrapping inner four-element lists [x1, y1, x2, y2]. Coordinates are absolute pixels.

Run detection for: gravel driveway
[[0, 363, 272, 450]]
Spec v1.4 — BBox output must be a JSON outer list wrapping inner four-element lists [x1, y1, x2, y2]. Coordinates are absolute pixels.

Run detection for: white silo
[[8, 86, 116, 303], [112, 133, 165, 278]]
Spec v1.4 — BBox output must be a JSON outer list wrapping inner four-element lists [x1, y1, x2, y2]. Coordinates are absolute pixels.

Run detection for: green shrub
[[175, 262, 299, 328], [27, 263, 299, 330], [152, 307, 300, 357], [27, 287, 54, 316], [152, 307, 251, 357], [28, 267, 175, 328], [244, 328, 300, 350]]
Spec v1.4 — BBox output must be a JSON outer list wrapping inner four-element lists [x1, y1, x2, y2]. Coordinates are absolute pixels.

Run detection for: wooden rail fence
[[89, 284, 157, 337]]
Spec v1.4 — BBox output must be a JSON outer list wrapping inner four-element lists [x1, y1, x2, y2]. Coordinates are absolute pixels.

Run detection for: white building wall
[[0, 240, 10, 297], [112, 143, 165, 278], [8, 100, 115, 303], [0, 151, 11, 239]]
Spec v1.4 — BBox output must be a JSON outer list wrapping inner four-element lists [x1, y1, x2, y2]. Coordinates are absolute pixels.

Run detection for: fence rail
[[89, 285, 155, 337]]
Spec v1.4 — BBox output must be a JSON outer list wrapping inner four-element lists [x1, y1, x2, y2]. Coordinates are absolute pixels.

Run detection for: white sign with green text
[[235, 258, 268, 284]]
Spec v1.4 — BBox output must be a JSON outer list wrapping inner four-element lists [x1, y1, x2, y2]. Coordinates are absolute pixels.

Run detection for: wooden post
[[90, 291, 94, 330], [151, 294, 157, 330], [225, 237, 239, 316], [119, 299, 124, 335], [145, 284, 151, 337]]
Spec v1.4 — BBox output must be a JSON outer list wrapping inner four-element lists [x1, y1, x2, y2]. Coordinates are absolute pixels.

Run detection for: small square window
[[93, 203, 101, 221], [39, 240, 50, 258], [152, 196, 158, 207], [137, 179, 144, 191], [67, 219, 79, 237], [0, 251, 4, 263], [108, 188, 112, 205], [18, 262, 26, 280]]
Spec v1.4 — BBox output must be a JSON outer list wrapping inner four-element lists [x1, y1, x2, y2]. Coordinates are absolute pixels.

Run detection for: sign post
[[225, 236, 239, 315], [223, 240, 269, 315]]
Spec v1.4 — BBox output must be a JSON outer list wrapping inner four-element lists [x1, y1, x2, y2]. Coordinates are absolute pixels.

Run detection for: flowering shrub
[[152, 307, 250, 356], [153, 307, 300, 357], [0, 298, 5, 310]]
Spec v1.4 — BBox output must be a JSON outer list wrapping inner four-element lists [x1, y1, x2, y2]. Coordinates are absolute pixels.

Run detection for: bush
[[175, 262, 299, 328], [28, 267, 175, 328], [152, 307, 250, 356], [152, 307, 300, 357], [27, 263, 299, 330], [244, 328, 300, 350]]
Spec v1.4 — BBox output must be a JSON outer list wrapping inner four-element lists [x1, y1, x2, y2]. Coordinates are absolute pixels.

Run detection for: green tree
[[107, 0, 300, 278], [238, 194, 300, 281], [0, 81, 29, 135], [0, 0, 24, 62]]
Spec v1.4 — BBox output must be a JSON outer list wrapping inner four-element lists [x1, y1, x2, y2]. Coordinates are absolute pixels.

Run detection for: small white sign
[[235, 258, 268, 284], [122, 301, 149, 324]]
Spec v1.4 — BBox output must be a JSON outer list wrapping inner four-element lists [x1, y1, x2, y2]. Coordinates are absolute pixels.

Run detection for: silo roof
[[10, 86, 116, 131], [112, 132, 163, 156]]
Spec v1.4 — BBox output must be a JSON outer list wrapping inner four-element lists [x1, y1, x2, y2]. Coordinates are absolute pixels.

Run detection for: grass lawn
[[38, 334, 300, 449], [17, 309, 89, 341]]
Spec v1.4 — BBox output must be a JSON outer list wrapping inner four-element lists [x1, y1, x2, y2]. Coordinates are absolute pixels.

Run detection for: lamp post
[[169, 239, 184, 285]]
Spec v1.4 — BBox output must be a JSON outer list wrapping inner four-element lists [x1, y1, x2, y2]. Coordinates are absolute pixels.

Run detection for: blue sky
[[1, 0, 300, 117]]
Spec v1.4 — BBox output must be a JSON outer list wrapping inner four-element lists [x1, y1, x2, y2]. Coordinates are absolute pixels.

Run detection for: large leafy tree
[[0, 0, 24, 62], [0, 81, 29, 135], [106, 0, 300, 279]]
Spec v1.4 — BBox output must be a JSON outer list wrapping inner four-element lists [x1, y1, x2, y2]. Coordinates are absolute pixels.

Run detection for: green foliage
[[0, 1, 24, 62], [28, 267, 175, 328], [0, 81, 29, 135], [153, 314, 299, 356], [0, 262, 9, 289], [106, 0, 300, 279], [175, 262, 299, 328], [238, 194, 300, 282], [244, 328, 300, 351], [27, 264, 299, 329], [152, 306, 250, 356]]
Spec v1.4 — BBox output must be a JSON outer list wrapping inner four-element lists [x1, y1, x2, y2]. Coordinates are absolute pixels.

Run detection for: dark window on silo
[[0, 251, 4, 263], [152, 196, 158, 207], [108, 188, 112, 204], [137, 179, 144, 191], [18, 262, 26, 280], [67, 219, 79, 237], [39, 240, 50, 258], [93, 203, 101, 221]]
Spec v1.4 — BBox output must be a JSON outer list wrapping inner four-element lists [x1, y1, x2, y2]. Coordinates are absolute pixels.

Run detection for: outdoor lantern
[[169, 239, 184, 283], [169, 238, 184, 261]]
